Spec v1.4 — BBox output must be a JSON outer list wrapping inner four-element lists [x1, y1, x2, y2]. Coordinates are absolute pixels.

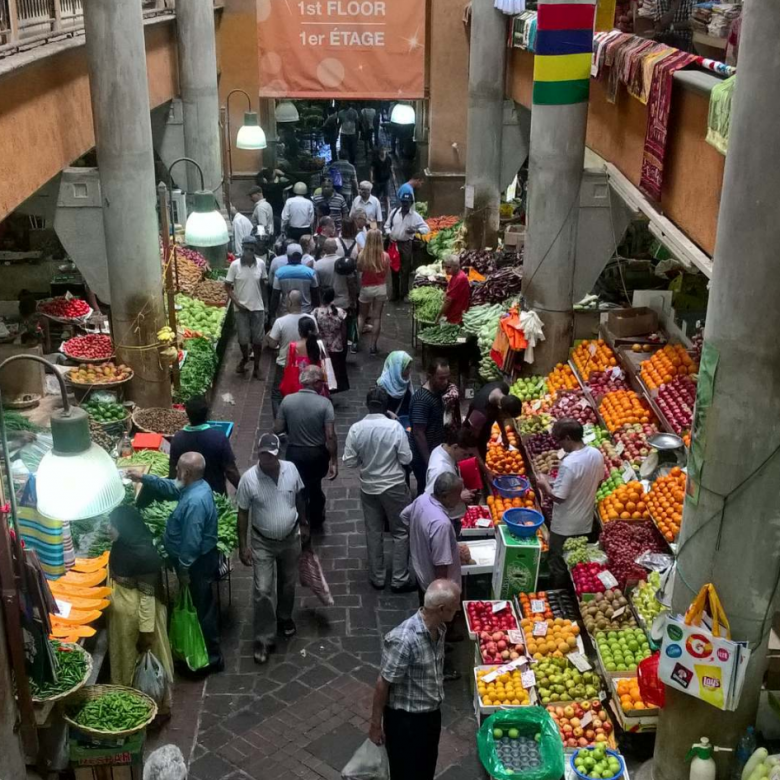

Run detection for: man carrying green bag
[[169, 587, 209, 672]]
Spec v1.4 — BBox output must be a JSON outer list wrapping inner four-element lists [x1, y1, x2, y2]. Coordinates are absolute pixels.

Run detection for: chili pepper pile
[[30, 641, 88, 699], [470, 268, 524, 306], [69, 691, 152, 732]]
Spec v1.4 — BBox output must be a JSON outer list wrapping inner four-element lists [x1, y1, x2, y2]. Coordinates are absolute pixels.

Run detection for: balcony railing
[[0, 0, 174, 57]]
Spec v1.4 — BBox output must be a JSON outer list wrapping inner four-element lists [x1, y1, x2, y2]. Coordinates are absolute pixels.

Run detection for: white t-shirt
[[551, 446, 604, 536], [269, 312, 317, 366], [225, 258, 268, 312]]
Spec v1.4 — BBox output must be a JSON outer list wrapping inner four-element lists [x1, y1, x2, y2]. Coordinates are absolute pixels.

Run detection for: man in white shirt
[[231, 206, 253, 256], [343, 387, 414, 592], [537, 418, 604, 588], [249, 186, 274, 237], [224, 237, 268, 379], [384, 193, 430, 301], [350, 181, 383, 225], [282, 182, 315, 242]]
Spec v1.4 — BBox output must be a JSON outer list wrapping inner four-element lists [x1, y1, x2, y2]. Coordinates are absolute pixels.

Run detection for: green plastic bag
[[477, 707, 564, 780], [168, 587, 209, 671]]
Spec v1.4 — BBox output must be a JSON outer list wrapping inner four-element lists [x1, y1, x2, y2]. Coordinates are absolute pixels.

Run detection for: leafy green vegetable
[[409, 287, 445, 322], [2, 410, 45, 433], [175, 337, 219, 403]]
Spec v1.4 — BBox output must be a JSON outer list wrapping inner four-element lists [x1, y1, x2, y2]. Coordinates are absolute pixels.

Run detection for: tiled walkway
[[150, 303, 486, 780]]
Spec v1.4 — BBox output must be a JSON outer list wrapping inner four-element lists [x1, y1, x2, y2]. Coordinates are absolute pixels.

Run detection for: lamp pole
[[224, 89, 253, 205], [157, 181, 181, 391]]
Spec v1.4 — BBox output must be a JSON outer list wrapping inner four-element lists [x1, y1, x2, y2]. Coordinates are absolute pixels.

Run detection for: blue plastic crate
[[208, 420, 234, 438]]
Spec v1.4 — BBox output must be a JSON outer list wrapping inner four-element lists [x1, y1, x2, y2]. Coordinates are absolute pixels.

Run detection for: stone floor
[[147, 302, 487, 780]]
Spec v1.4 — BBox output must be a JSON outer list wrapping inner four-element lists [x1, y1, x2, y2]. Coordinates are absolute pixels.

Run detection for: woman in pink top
[[357, 228, 390, 354]]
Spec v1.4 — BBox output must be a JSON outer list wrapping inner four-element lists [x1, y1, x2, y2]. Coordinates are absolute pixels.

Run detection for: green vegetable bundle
[[426, 223, 463, 261], [140, 501, 178, 549], [2, 410, 45, 433], [418, 323, 464, 345], [415, 201, 429, 219], [83, 400, 127, 423], [462, 304, 503, 337], [175, 337, 219, 403], [30, 641, 88, 699], [118, 449, 170, 478], [409, 287, 445, 322], [70, 691, 152, 732]]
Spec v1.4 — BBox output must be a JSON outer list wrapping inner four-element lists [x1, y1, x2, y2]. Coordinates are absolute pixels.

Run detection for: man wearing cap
[[225, 237, 268, 378], [350, 181, 383, 225], [282, 182, 315, 242], [384, 194, 429, 302], [249, 186, 274, 238], [237, 434, 309, 665], [270, 243, 320, 318]]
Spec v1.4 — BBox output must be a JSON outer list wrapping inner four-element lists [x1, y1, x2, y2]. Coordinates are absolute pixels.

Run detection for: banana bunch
[[157, 326, 176, 345]]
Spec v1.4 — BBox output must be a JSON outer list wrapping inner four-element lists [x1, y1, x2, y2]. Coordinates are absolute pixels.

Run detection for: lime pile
[[596, 628, 651, 672]]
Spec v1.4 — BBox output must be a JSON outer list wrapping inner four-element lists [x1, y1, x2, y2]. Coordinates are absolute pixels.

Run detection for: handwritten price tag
[[530, 599, 546, 614], [610, 366, 624, 380], [532, 400, 542, 411], [614, 441, 625, 456], [508, 630, 526, 644], [580, 710, 594, 727], [641, 479, 652, 493], [476, 518, 493, 528], [578, 398, 591, 409], [533, 622, 548, 637], [492, 601, 509, 614], [521, 669, 536, 689], [55, 599, 72, 618], [622, 462, 636, 483], [597, 570, 619, 589], [612, 606, 627, 619], [456, 337, 467, 344], [589, 343, 597, 356], [568, 652, 592, 672]]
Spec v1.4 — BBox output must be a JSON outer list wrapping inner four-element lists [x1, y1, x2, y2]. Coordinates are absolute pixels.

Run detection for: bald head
[[323, 238, 338, 256], [287, 289, 303, 313], [177, 452, 205, 486]]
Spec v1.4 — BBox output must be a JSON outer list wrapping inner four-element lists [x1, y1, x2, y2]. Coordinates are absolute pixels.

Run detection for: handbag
[[387, 240, 401, 273], [318, 340, 338, 391], [168, 587, 209, 672], [279, 343, 302, 397]]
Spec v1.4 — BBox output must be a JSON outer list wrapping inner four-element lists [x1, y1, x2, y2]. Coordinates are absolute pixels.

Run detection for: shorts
[[359, 285, 388, 304], [235, 308, 264, 345], [374, 180, 392, 198]]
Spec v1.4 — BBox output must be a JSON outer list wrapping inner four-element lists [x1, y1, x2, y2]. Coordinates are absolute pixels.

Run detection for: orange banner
[[257, 0, 426, 99]]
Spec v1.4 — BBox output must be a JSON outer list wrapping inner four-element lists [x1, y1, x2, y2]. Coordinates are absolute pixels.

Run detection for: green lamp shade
[[185, 191, 229, 247], [236, 111, 267, 150]]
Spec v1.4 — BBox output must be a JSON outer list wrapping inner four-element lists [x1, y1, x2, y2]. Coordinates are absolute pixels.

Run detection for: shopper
[[409, 358, 451, 495], [255, 168, 290, 232], [343, 387, 413, 591], [377, 351, 414, 416], [361, 104, 377, 152], [332, 148, 359, 205], [300, 234, 317, 268], [281, 182, 315, 241], [270, 243, 320, 317], [237, 434, 309, 665], [351, 181, 383, 225], [436, 255, 471, 325], [274, 366, 337, 529], [168, 396, 240, 495], [463, 379, 523, 460], [322, 107, 339, 162], [225, 237, 268, 379], [337, 217, 360, 261], [371, 147, 394, 218], [537, 418, 604, 588], [131, 453, 222, 671], [352, 208, 370, 250], [384, 193, 429, 302], [369, 579, 461, 780], [357, 228, 391, 354], [280, 315, 330, 401], [396, 172, 425, 203], [338, 103, 360, 164], [312, 177, 348, 232], [249, 186, 274, 237], [313, 287, 349, 393], [230, 205, 253, 256], [107, 506, 174, 714], [313, 238, 340, 289]]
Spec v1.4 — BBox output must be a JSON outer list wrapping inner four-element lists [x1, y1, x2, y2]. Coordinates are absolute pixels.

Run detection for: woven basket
[[132, 407, 188, 437], [89, 410, 131, 438], [31, 642, 93, 704], [65, 368, 134, 389], [62, 684, 158, 738]]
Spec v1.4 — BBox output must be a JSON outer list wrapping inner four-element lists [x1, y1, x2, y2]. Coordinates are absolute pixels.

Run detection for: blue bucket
[[492, 475, 530, 498], [571, 747, 625, 780], [502, 507, 544, 538]]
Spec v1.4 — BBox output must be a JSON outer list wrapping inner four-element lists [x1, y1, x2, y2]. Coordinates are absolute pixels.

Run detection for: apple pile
[[466, 601, 518, 635], [656, 376, 696, 434], [39, 297, 90, 319], [571, 563, 608, 596], [535, 657, 602, 704], [551, 390, 597, 424], [586, 370, 630, 401], [547, 702, 613, 749], [573, 744, 622, 779], [601, 520, 666, 588], [461, 506, 492, 530], [478, 630, 525, 664], [611, 423, 658, 467]]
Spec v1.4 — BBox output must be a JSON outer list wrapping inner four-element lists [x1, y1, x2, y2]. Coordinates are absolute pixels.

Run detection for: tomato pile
[[39, 297, 90, 319], [63, 334, 113, 361]]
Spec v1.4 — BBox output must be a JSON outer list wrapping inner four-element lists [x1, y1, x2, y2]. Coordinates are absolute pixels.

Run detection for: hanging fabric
[[494, 0, 526, 13], [706, 74, 737, 156]]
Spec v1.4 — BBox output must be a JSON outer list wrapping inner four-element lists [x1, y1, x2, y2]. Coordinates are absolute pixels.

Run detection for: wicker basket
[[31, 642, 93, 704], [132, 407, 188, 437], [65, 368, 134, 389], [62, 684, 158, 738], [89, 410, 131, 438]]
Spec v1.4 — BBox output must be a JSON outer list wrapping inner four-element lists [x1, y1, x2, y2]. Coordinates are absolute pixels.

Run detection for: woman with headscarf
[[377, 351, 413, 417], [108, 506, 173, 712]]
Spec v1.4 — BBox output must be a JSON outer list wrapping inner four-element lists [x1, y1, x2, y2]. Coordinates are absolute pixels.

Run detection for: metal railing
[[0, 0, 177, 57]]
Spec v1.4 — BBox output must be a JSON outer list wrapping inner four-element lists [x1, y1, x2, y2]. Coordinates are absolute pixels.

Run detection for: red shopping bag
[[388, 241, 401, 272], [638, 652, 666, 708], [299, 548, 334, 606]]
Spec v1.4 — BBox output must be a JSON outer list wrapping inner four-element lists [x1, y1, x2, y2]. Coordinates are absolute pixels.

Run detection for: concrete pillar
[[83, 0, 171, 408], [654, 2, 780, 776], [464, 0, 506, 250], [0, 610, 25, 778], [177, 0, 223, 204]]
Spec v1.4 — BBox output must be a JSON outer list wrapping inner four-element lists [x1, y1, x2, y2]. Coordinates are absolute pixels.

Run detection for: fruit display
[[62, 334, 113, 361], [572, 744, 622, 777], [526, 430, 557, 457], [595, 628, 652, 673], [522, 398, 555, 417], [487, 492, 537, 525], [522, 618, 581, 660], [597, 481, 649, 524], [585, 370, 630, 400], [510, 376, 548, 403], [82, 400, 128, 424], [599, 390, 655, 433], [537, 527, 550, 553], [631, 571, 668, 626], [532, 450, 560, 477], [610, 424, 658, 467], [656, 376, 697, 434], [67, 363, 132, 386], [518, 592, 555, 621], [465, 601, 518, 636], [175, 294, 226, 340], [461, 505, 492, 530], [630, 343, 656, 354], [584, 425, 611, 447], [646, 467, 686, 542], [486, 441, 526, 476], [615, 678, 655, 712], [489, 729, 539, 771], [596, 470, 625, 502], [640, 343, 698, 391], [600, 520, 667, 587], [579, 589, 638, 634], [551, 391, 597, 425], [571, 340, 617, 381], [518, 412, 554, 435], [477, 668, 531, 708], [547, 364, 579, 396], [478, 630, 526, 665], [562, 537, 601, 568], [535, 659, 602, 705], [548, 703, 614, 750], [571, 563, 609, 597], [39, 296, 91, 320]]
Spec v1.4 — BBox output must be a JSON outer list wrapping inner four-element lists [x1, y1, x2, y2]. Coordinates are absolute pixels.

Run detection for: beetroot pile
[[656, 376, 696, 434], [551, 391, 597, 424], [39, 297, 90, 319], [600, 520, 666, 588], [62, 334, 113, 361]]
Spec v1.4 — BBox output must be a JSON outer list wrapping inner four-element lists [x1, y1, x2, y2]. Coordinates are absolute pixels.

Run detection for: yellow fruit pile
[[522, 618, 581, 659], [640, 344, 698, 391], [476, 667, 531, 707]]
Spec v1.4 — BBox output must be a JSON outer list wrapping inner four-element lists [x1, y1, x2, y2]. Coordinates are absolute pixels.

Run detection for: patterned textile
[[607, 37, 654, 103], [592, 31, 625, 78], [17, 477, 65, 579], [629, 45, 676, 104], [706, 74, 737, 155]]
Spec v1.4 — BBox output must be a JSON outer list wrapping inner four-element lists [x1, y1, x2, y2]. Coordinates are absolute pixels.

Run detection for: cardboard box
[[504, 225, 526, 249], [606, 307, 659, 339], [492, 526, 541, 599]]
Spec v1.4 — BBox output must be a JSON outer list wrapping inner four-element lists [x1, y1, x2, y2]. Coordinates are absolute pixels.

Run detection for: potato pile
[[579, 589, 637, 635], [174, 253, 204, 294], [194, 279, 228, 307]]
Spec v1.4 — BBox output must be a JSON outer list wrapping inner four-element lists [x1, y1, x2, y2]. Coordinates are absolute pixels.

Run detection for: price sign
[[589, 343, 597, 356], [568, 652, 592, 672], [508, 630, 526, 644], [533, 622, 549, 637], [614, 441, 625, 456], [597, 570, 619, 589], [530, 599, 546, 614], [483, 669, 501, 683], [622, 462, 636, 483], [599, 690, 608, 701], [578, 398, 591, 409], [521, 669, 536, 689], [612, 606, 627, 619], [457, 337, 467, 344], [580, 710, 594, 727], [55, 599, 72, 618], [476, 518, 493, 528], [583, 425, 596, 444], [492, 601, 509, 614], [610, 366, 623, 380], [532, 400, 542, 411], [557, 448, 566, 460], [641, 479, 652, 494]]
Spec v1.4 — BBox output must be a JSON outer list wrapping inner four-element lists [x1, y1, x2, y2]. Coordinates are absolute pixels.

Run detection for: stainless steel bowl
[[647, 432, 684, 451]]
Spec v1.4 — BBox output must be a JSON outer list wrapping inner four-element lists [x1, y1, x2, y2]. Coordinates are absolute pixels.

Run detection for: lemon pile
[[476, 668, 530, 707]]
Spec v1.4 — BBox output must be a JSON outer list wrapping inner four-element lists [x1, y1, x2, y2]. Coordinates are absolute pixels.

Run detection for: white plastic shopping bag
[[341, 739, 390, 780]]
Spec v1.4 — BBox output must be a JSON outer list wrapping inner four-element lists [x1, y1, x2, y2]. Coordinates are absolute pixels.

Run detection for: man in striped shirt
[[312, 177, 348, 232], [237, 434, 309, 665]]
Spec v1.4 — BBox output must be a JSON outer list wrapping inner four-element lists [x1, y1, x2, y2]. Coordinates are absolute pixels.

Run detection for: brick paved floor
[[148, 302, 487, 780]]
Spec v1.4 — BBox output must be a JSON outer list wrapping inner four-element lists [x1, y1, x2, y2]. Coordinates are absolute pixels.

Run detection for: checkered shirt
[[380, 609, 445, 713]]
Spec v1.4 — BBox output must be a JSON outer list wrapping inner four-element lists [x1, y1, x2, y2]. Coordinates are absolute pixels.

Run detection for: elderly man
[[369, 579, 461, 780], [332, 148, 359, 205], [313, 237, 340, 289], [343, 387, 413, 592], [249, 186, 274, 237], [282, 182, 315, 241], [436, 255, 471, 325], [384, 193, 429, 302], [131, 452, 222, 671], [270, 243, 319, 317], [351, 181, 383, 225], [274, 365, 337, 529], [238, 434, 309, 664]]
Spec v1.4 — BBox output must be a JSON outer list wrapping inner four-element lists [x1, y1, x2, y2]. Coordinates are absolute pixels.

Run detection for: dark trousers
[[326, 136, 338, 162], [286, 226, 309, 242], [286, 444, 330, 527], [341, 133, 358, 164], [187, 547, 221, 665], [271, 362, 284, 419], [391, 240, 413, 301], [411, 458, 427, 497], [384, 707, 441, 780], [549, 526, 593, 590]]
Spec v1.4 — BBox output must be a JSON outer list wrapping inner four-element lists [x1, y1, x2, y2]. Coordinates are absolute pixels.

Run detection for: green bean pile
[[30, 641, 88, 699], [70, 691, 152, 732], [409, 287, 445, 322], [118, 449, 170, 478]]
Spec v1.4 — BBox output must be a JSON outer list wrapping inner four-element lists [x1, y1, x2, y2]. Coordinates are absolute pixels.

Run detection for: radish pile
[[63, 334, 113, 361], [39, 297, 90, 319]]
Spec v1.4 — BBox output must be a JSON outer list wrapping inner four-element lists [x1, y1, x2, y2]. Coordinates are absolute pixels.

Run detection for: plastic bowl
[[492, 475, 530, 498], [570, 746, 625, 780], [502, 508, 544, 538]]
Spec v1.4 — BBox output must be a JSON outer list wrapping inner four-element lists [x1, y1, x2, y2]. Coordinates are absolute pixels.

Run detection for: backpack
[[335, 255, 357, 276], [327, 165, 343, 189]]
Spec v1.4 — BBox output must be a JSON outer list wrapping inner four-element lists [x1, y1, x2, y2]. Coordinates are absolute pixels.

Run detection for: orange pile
[[598, 481, 650, 524], [488, 492, 536, 525], [646, 467, 686, 542], [640, 344, 698, 391], [572, 340, 617, 380], [523, 618, 581, 659], [518, 591, 555, 620], [616, 678, 652, 711], [537, 528, 549, 552], [599, 390, 655, 432], [486, 442, 527, 476], [547, 364, 579, 397]]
